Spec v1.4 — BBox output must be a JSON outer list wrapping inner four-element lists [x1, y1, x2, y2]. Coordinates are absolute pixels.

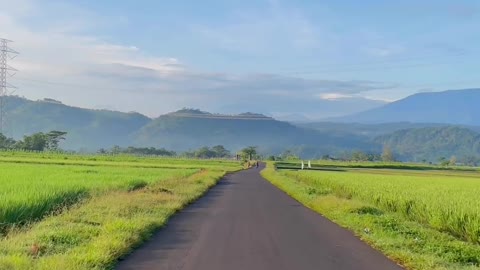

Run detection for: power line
[[0, 38, 19, 134]]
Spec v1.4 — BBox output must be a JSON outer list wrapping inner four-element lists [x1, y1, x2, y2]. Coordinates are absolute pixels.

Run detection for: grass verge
[[261, 163, 480, 270], [0, 170, 227, 270]]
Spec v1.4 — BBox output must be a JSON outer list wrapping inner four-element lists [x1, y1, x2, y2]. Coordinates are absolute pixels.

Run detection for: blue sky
[[1, 0, 480, 119]]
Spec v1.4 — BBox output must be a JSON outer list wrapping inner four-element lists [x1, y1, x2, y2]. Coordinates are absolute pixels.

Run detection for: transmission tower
[[0, 38, 18, 134]]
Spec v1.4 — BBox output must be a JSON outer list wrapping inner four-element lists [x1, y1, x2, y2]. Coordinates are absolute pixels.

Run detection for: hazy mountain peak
[[334, 88, 480, 125]]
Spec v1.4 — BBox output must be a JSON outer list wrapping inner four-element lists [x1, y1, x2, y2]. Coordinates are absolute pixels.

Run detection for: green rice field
[[0, 151, 242, 270], [263, 161, 480, 269]]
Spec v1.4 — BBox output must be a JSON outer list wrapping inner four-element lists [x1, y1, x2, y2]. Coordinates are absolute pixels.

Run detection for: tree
[[366, 153, 380, 162], [281, 149, 299, 160], [449, 156, 457, 166], [46, 130, 68, 150], [195, 146, 216, 158], [18, 132, 48, 151], [111, 145, 121, 154], [0, 133, 16, 149], [241, 146, 257, 160], [351, 151, 369, 161], [438, 156, 449, 166], [321, 154, 331, 160], [381, 145, 394, 162], [212, 145, 230, 158]]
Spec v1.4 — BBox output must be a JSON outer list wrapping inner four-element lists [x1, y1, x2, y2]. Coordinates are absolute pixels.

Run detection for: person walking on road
[[256, 161, 259, 168]]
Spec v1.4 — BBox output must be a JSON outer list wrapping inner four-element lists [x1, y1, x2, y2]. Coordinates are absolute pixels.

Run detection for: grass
[[0, 163, 198, 232], [0, 152, 242, 270], [0, 151, 241, 170], [275, 160, 479, 171], [262, 162, 480, 270]]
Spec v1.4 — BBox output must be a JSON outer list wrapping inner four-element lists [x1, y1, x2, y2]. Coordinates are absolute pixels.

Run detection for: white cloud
[[1, 0, 396, 118], [318, 93, 354, 100]]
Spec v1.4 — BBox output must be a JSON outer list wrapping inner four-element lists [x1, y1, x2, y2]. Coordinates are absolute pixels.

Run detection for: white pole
[[308, 160, 311, 169], [301, 161, 304, 170]]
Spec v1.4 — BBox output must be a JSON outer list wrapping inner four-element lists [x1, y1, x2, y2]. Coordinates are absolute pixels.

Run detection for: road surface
[[116, 164, 403, 270]]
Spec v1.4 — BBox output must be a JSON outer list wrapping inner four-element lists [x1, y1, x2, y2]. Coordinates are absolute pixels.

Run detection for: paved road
[[116, 165, 403, 270]]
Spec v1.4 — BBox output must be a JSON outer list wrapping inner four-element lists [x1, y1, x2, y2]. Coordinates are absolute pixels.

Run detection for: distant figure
[[308, 160, 311, 169], [256, 161, 259, 168], [301, 161, 304, 170]]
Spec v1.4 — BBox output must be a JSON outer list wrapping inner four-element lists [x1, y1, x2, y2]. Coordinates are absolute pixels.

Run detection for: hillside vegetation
[[4, 96, 150, 150], [134, 113, 374, 154], [375, 126, 480, 163], [5, 95, 480, 162]]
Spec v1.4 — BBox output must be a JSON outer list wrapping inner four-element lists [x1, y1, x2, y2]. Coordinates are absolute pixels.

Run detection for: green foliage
[[18, 132, 48, 151], [6, 96, 480, 163], [0, 162, 198, 232], [0, 154, 237, 270], [182, 145, 232, 159], [348, 151, 380, 162], [375, 126, 480, 162], [449, 156, 457, 166], [240, 146, 257, 160], [0, 133, 15, 149], [45, 131, 67, 150], [0, 131, 68, 152], [275, 159, 477, 172], [283, 169, 480, 244], [103, 145, 176, 156], [3, 96, 151, 150], [280, 149, 300, 160], [381, 145, 395, 162], [211, 145, 230, 157], [135, 113, 376, 157], [351, 151, 369, 161], [262, 163, 480, 269]]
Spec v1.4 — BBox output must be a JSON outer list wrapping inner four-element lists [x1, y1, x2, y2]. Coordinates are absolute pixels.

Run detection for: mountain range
[[2, 88, 480, 162], [334, 88, 480, 125], [1, 97, 375, 155]]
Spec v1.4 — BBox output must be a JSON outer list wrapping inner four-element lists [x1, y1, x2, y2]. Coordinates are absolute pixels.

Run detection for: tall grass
[[0, 168, 230, 270], [0, 150, 242, 170], [276, 160, 478, 171], [282, 169, 480, 244], [0, 162, 198, 232]]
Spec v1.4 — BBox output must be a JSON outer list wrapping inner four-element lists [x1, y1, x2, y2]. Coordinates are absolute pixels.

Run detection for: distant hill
[[1, 96, 374, 156], [375, 126, 480, 162], [3, 96, 151, 150], [133, 111, 375, 155], [297, 122, 450, 138], [334, 89, 480, 125], [4, 95, 480, 161]]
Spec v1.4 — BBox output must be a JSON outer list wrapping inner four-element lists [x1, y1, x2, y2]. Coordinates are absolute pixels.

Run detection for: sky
[[1, 0, 480, 119]]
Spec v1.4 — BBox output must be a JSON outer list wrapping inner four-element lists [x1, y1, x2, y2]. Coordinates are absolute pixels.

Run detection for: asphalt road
[[116, 165, 403, 270]]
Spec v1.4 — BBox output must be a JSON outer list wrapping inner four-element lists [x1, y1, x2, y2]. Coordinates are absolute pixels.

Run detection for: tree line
[[99, 145, 259, 160], [97, 146, 177, 156], [0, 131, 259, 160], [0, 131, 67, 151], [97, 145, 230, 158]]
